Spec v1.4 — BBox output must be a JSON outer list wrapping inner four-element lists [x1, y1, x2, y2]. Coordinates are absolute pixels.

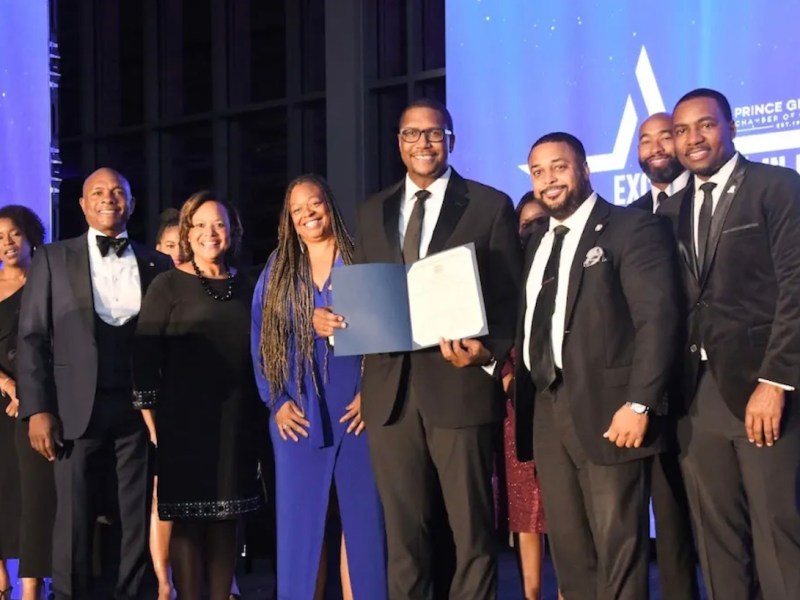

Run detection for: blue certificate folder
[[330, 243, 488, 356]]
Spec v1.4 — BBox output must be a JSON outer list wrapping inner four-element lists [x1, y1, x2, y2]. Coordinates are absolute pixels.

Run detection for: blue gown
[[251, 256, 387, 600]]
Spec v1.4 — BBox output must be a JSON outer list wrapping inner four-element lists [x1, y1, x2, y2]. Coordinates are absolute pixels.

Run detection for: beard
[[537, 178, 591, 221], [639, 154, 683, 185]]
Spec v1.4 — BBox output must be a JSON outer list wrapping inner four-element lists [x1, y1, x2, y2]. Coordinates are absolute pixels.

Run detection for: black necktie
[[96, 235, 130, 258], [403, 189, 432, 263], [529, 225, 570, 390], [656, 191, 668, 212], [696, 182, 716, 274]]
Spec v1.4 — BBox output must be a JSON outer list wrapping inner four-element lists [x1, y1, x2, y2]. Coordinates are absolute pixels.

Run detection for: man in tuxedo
[[513, 132, 679, 599], [17, 168, 172, 599], [630, 112, 700, 600], [659, 88, 800, 600], [315, 99, 521, 599], [631, 112, 690, 213]]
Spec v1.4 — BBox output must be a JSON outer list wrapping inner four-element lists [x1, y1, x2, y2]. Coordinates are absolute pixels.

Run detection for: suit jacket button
[[690, 344, 698, 353]]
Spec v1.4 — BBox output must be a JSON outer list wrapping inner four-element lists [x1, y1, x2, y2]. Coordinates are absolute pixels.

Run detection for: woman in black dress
[[133, 192, 261, 600], [0, 205, 54, 600]]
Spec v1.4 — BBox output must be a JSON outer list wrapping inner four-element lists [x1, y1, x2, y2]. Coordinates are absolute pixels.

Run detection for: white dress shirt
[[399, 167, 452, 258], [87, 227, 141, 326], [650, 170, 690, 213], [523, 193, 598, 371]]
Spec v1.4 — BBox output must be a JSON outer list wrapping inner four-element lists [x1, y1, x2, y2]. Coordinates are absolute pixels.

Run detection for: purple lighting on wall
[[0, 0, 52, 238]]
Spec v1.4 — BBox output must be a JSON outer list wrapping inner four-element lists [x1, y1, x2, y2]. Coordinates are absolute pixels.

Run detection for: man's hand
[[313, 307, 346, 338], [603, 405, 648, 448], [745, 382, 785, 447], [439, 338, 492, 368], [29, 412, 63, 461], [3, 379, 19, 417]]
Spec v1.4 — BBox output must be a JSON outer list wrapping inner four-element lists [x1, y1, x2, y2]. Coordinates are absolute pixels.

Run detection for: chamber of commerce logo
[[518, 45, 800, 203]]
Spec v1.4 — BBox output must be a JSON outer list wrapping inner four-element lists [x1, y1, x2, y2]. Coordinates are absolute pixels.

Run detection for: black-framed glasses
[[399, 127, 453, 143]]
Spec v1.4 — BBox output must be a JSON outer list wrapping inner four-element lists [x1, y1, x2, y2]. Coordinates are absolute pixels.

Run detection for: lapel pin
[[595, 223, 604, 232], [149, 261, 155, 267], [727, 186, 736, 194]]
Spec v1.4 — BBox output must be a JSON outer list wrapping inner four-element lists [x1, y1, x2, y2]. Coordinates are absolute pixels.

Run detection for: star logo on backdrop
[[517, 45, 800, 178]]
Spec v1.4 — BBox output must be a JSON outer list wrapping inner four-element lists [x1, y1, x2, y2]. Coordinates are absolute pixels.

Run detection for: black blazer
[[16, 234, 172, 439], [513, 197, 680, 465], [353, 169, 522, 428], [629, 192, 654, 213], [658, 157, 800, 419]]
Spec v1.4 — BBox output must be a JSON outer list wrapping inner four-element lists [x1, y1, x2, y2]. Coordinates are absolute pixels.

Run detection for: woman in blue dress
[[251, 174, 387, 600]]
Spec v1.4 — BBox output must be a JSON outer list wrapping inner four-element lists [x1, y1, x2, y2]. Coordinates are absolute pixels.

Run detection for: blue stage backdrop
[[446, 1, 800, 205], [0, 0, 51, 235]]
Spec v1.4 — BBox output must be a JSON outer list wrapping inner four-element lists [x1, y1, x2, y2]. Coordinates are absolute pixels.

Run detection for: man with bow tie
[[17, 167, 172, 599], [659, 88, 800, 600], [512, 132, 680, 599]]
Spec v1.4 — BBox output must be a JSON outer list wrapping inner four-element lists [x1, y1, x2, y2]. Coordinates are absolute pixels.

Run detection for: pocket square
[[583, 246, 606, 268]]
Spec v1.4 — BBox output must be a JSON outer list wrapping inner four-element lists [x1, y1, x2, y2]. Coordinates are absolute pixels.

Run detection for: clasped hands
[[274, 393, 365, 442], [312, 306, 491, 367]]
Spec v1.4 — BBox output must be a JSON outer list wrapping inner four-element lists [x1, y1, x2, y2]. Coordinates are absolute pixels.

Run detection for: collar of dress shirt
[[404, 166, 452, 202], [651, 170, 690, 206], [547, 191, 598, 235], [692, 152, 739, 195]]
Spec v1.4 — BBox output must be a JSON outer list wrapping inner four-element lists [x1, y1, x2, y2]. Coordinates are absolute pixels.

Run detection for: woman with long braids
[[251, 174, 387, 599], [133, 192, 261, 600]]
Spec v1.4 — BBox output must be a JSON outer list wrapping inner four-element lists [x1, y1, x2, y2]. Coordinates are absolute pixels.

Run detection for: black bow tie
[[96, 235, 130, 257]]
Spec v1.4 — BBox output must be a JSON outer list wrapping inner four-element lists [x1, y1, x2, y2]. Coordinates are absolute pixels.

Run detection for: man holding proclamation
[[315, 98, 521, 599], [513, 132, 680, 599]]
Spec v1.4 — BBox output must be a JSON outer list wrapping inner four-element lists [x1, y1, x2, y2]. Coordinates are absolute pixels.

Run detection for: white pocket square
[[583, 246, 607, 268]]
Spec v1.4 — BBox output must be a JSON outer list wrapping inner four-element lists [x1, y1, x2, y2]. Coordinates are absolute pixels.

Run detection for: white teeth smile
[[304, 219, 321, 229], [4, 249, 18, 257], [544, 187, 566, 199]]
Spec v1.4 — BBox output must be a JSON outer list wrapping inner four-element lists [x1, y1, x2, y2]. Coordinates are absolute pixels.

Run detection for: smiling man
[[513, 132, 680, 599], [630, 112, 690, 213], [315, 98, 521, 599], [659, 88, 800, 600], [17, 168, 172, 600]]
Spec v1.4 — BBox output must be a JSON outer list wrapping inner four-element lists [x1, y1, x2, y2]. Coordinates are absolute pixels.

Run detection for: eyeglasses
[[398, 127, 453, 143]]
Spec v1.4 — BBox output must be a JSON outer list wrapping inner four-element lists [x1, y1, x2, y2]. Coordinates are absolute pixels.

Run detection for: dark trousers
[[52, 392, 149, 600], [678, 368, 800, 600], [650, 450, 701, 600], [533, 386, 650, 600], [367, 385, 497, 600]]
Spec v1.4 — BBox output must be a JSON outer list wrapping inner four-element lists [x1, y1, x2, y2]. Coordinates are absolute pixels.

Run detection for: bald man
[[630, 115, 701, 599], [631, 113, 690, 213], [17, 168, 172, 600]]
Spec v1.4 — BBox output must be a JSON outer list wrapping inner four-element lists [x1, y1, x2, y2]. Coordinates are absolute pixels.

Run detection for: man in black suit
[[631, 112, 690, 213], [659, 88, 800, 600], [513, 132, 679, 599], [315, 99, 521, 599], [17, 168, 172, 599], [630, 112, 700, 600]]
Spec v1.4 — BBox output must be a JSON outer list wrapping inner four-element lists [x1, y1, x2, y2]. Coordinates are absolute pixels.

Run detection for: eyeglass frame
[[398, 127, 454, 143]]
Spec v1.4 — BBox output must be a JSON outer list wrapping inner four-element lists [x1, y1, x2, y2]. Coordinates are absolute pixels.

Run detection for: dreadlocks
[[258, 173, 354, 406]]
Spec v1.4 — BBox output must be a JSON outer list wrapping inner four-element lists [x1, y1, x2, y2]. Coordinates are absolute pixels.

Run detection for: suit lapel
[[515, 223, 547, 353], [382, 182, 404, 263], [427, 171, 470, 256], [130, 242, 160, 296], [677, 183, 699, 281], [66, 234, 95, 337], [564, 198, 611, 331], [699, 157, 748, 286]]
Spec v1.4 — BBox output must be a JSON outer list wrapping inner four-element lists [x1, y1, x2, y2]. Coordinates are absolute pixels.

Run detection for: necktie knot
[[96, 235, 129, 257], [415, 189, 432, 202], [657, 191, 668, 204], [699, 182, 716, 195], [552, 225, 569, 239]]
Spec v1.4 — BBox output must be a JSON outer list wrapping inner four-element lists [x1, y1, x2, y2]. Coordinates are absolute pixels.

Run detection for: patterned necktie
[[96, 235, 130, 258], [529, 225, 570, 390], [402, 189, 432, 263], [697, 182, 716, 274]]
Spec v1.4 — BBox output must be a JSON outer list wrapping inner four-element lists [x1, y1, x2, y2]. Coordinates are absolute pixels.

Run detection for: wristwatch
[[626, 401, 650, 415]]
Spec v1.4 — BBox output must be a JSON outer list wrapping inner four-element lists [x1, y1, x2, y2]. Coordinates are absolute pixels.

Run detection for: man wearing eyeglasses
[[315, 98, 521, 599]]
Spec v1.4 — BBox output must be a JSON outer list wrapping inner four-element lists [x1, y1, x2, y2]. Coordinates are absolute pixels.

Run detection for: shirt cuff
[[482, 359, 497, 377], [757, 378, 795, 392]]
